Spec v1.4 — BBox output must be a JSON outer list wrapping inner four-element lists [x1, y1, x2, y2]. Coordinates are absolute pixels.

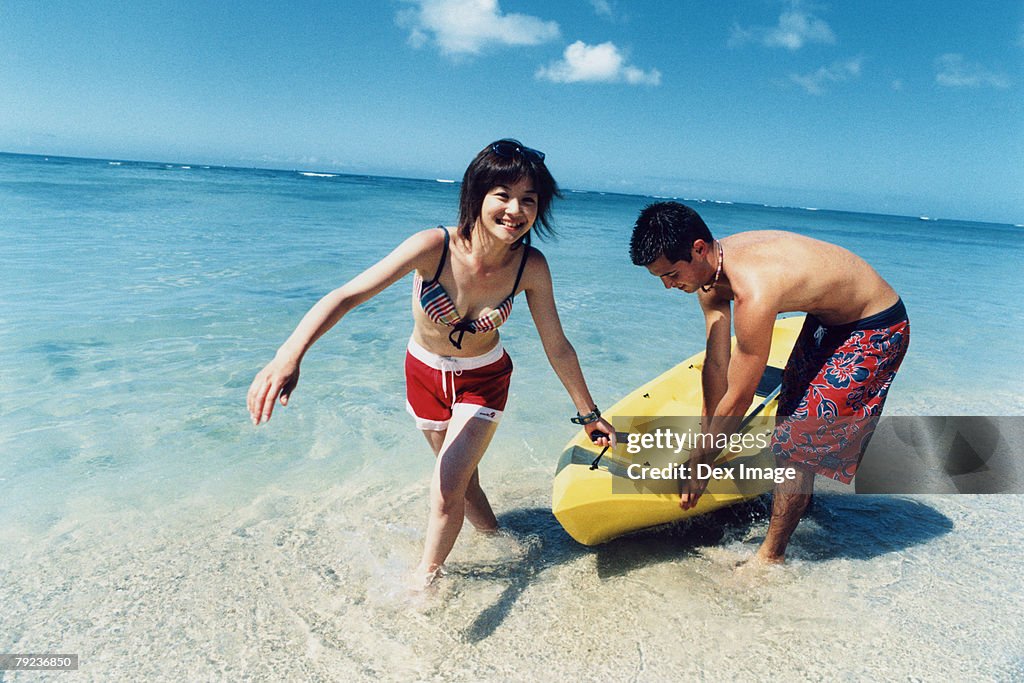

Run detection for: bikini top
[[414, 227, 531, 349]]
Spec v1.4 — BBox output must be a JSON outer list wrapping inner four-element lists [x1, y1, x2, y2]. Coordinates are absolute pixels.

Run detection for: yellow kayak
[[552, 315, 806, 545]]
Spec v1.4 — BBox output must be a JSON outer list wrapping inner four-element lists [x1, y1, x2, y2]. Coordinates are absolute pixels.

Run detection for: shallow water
[[1, 153, 1022, 680], [3, 488, 1022, 680]]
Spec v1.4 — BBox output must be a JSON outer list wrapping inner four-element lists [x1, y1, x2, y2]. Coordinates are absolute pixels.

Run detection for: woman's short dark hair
[[629, 202, 714, 265], [458, 139, 561, 243]]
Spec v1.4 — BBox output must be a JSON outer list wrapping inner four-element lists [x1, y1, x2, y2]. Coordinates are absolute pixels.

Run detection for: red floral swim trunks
[[771, 299, 910, 483]]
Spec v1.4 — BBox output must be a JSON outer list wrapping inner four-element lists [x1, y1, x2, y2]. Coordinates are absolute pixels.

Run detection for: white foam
[[435, 178, 455, 184], [300, 172, 338, 178]]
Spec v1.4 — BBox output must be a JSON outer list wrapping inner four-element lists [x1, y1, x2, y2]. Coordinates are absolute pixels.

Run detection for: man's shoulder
[[725, 229, 806, 248]]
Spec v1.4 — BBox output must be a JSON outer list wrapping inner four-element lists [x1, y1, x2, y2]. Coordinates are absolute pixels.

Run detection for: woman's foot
[[408, 564, 446, 591]]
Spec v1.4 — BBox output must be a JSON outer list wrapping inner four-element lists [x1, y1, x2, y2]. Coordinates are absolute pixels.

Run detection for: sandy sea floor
[[3, 465, 1023, 681]]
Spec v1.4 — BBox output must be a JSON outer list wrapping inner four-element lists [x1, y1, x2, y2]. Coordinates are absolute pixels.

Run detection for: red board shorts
[[771, 299, 910, 484], [405, 337, 513, 431]]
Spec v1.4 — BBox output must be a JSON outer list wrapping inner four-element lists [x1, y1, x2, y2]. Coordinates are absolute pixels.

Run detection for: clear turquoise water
[[2, 153, 1022, 679]]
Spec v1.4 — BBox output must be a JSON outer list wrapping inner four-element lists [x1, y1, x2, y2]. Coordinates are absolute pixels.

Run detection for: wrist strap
[[571, 407, 601, 425]]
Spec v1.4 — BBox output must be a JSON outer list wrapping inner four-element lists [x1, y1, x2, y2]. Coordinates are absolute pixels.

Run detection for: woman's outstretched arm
[[247, 229, 442, 425]]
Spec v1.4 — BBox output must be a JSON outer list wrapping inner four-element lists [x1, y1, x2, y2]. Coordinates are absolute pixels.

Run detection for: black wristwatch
[[571, 407, 601, 425]]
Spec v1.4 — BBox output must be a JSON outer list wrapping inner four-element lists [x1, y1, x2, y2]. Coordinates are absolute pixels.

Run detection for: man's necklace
[[700, 240, 724, 292]]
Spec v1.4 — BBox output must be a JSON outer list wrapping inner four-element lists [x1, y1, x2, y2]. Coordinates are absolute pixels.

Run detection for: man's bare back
[[707, 231, 899, 326]]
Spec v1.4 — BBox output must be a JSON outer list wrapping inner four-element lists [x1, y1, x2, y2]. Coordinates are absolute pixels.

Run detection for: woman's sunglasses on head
[[491, 142, 545, 163]]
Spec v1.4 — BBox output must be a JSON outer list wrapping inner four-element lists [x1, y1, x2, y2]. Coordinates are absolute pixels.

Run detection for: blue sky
[[1, 0, 1021, 223]]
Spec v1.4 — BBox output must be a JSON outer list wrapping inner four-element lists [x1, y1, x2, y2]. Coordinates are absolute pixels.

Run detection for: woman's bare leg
[[421, 429, 498, 532], [415, 412, 499, 580]]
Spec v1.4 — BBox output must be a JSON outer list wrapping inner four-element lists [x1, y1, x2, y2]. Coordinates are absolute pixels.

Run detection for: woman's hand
[[585, 418, 617, 449], [247, 354, 301, 426]]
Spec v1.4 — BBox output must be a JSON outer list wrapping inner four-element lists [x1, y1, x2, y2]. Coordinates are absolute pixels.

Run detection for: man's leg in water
[[756, 459, 816, 564]]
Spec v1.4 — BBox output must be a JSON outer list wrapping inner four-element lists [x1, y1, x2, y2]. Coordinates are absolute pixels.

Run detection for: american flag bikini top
[[414, 227, 531, 349]]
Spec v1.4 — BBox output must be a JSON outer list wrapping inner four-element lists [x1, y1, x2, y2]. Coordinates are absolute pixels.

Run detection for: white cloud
[[398, 0, 559, 56], [729, 1, 835, 51], [536, 41, 660, 85], [789, 57, 863, 95], [588, 0, 613, 18], [935, 53, 1010, 89]]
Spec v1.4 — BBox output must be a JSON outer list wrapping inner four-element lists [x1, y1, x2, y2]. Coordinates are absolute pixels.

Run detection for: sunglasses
[[491, 141, 545, 163]]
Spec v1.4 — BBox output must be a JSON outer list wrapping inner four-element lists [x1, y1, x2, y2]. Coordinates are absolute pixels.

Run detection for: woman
[[247, 139, 615, 586]]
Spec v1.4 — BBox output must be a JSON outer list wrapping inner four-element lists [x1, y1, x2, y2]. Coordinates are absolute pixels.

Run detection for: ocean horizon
[[7, 150, 1020, 228]]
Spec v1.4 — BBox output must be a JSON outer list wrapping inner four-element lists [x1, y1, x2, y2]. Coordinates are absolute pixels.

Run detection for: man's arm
[[699, 293, 732, 418], [708, 297, 775, 425], [680, 296, 776, 509]]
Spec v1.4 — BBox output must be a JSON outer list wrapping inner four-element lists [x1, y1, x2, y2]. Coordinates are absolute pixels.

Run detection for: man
[[629, 202, 909, 563]]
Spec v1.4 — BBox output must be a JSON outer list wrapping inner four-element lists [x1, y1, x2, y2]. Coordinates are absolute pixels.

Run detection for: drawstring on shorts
[[438, 357, 464, 408]]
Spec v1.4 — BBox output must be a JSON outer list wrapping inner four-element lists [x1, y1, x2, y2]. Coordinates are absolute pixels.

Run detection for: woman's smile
[[480, 177, 538, 241], [500, 217, 526, 232]]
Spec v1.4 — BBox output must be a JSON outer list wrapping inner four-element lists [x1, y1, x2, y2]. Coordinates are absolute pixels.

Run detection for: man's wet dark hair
[[629, 201, 714, 266], [458, 138, 561, 243]]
